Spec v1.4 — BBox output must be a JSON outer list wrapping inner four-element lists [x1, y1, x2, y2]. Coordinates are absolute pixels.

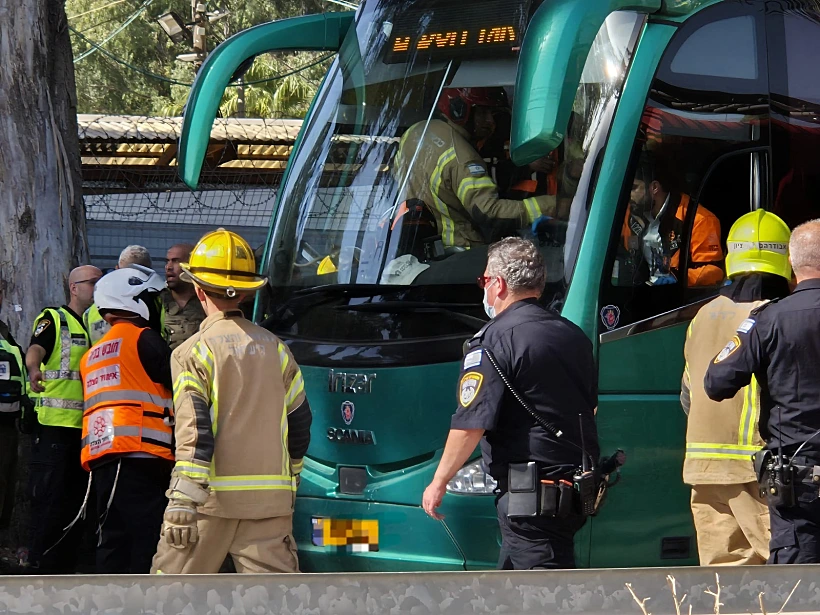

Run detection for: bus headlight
[[446, 460, 498, 495]]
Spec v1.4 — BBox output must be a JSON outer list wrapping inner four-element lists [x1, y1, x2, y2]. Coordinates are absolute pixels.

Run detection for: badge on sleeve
[[714, 335, 741, 363], [737, 318, 755, 334], [460, 372, 484, 407], [33, 319, 51, 337], [467, 163, 486, 177], [463, 349, 483, 369]]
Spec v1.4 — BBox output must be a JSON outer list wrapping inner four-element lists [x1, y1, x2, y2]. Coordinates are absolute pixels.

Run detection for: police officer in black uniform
[[705, 219, 820, 564], [421, 237, 599, 569]]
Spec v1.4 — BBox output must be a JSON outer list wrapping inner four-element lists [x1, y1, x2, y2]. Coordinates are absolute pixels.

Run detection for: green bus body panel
[[593, 324, 697, 567], [179, 12, 355, 188], [299, 363, 459, 467], [511, 0, 662, 166]]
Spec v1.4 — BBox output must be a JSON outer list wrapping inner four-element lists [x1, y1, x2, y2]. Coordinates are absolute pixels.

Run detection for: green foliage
[[68, 0, 340, 117]]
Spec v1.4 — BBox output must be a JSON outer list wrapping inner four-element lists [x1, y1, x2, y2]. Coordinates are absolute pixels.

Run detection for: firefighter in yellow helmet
[[151, 229, 312, 574], [681, 210, 792, 565]]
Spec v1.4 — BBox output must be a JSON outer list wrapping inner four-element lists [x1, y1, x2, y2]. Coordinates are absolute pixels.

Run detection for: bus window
[[767, 3, 820, 229], [601, 0, 769, 332]]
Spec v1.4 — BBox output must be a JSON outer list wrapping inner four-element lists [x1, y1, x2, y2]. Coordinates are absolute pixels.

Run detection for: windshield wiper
[[339, 301, 487, 329]]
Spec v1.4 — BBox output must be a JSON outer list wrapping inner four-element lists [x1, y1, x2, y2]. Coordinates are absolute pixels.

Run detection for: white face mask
[[483, 278, 498, 319]]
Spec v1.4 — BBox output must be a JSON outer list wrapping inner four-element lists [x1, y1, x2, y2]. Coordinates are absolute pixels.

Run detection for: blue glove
[[651, 274, 677, 286], [531, 215, 553, 235]]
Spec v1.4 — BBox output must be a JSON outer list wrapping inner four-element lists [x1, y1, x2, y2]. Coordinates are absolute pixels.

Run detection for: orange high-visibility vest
[[80, 321, 174, 471]]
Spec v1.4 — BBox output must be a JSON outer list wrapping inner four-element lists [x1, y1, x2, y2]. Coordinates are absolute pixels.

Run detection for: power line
[[68, 0, 129, 20], [69, 25, 335, 88], [74, 0, 155, 63], [322, 0, 359, 9]]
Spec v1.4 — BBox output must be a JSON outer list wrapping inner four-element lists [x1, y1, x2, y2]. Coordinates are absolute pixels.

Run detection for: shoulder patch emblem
[[467, 163, 486, 177], [737, 318, 755, 334], [460, 371, 484, 407], [714, 335, 741, 363], [33, 320, 51, 337], [463, 349, 483, 369]]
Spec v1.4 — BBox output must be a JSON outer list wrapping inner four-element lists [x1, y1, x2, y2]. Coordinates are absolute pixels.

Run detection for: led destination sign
[[384, 0, 532, 63]]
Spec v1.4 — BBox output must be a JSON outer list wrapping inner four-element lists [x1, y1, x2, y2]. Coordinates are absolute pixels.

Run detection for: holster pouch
[[557, 480, 575, 518], [539, 480, 559, 517], [753, 449, 772, 484], [507, 462, 539, 518]]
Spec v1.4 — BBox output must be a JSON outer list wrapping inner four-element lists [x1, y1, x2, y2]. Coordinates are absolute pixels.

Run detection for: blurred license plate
[[311, 517, 379, 552]]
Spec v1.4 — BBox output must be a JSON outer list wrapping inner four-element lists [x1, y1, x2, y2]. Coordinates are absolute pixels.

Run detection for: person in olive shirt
[[25, 264, 101, 573], [162, 243, 205, 350]]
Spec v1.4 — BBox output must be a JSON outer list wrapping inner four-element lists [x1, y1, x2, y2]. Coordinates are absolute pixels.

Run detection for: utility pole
[[191, 1, 208, 71]]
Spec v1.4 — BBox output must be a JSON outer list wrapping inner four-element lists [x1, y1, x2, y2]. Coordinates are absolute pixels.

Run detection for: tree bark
[[0, 0, 87, 560], [0, 0, 88, 343]]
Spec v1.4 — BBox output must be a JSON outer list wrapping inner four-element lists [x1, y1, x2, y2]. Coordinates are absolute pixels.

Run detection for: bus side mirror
[[510, 0, 662, 166], [179, 11, 355, 188]]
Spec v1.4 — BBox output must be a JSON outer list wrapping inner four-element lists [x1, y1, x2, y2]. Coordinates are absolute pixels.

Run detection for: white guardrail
[[0, 565, 819, 614]]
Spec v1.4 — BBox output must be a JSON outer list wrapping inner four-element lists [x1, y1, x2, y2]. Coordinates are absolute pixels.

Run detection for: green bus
[[177, 0, 820, 570]]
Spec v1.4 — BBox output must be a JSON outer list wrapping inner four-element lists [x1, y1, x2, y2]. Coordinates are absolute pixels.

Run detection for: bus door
[[591, 0, 770, 567]]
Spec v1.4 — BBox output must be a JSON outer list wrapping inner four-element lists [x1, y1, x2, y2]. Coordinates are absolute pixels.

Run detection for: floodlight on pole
[[157, 12, 192, 45]]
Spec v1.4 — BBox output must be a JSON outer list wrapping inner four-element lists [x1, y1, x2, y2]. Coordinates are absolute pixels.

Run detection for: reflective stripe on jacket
[[80, 321, 173, 471], [682, 295, 765, 484], [0, 335, 25, 409], [394, 119, 556, 248], [171, 310, 307, 519], [34, 308, 88, 428]]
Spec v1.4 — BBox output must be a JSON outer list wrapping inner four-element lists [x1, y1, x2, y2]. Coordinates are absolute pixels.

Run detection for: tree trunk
[[0, 0, 87, 341], [0, 0, 87, 561]]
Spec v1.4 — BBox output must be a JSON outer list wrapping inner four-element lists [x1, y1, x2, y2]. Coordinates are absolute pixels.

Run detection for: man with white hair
[[706, 219, 820, 564], [422, 237, 599, 569], [85, 246, 165, 344]]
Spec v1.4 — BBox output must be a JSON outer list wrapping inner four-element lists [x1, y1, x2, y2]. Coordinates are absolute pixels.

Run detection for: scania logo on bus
[[328, 370, 377, 394], [327, 427, 376, 445]]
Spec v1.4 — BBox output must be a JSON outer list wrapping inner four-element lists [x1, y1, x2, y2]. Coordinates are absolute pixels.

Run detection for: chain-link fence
[[79, 114, 302, 271]]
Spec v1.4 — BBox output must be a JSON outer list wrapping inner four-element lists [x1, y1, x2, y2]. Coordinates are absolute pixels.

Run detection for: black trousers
[[495, 492, 586, 570], [93, 456, 172, 573], [27, 425, 88, 573], [0, 421, 18, 529], [768, 481, 820, 564]]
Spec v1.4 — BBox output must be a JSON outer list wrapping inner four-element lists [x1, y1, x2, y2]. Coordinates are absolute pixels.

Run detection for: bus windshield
[[261, 0, 640, 348]]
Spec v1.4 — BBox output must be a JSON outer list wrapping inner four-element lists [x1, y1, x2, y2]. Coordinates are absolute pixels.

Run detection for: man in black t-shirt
[[421, 238, 598, 570]]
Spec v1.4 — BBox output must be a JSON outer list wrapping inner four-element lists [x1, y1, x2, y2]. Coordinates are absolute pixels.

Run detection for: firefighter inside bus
[[615, 150, 725, 287], [388, 88, 563, 270], [383, 86, 577, 285]]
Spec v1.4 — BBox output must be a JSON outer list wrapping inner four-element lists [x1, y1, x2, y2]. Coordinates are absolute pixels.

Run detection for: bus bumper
[[293, 496, 501, 572]]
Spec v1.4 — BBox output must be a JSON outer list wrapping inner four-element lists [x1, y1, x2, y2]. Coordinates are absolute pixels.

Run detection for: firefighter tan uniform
[[151, 229, 311, 574], [681, 210, 792, 565], [395, 119, 557, 249]]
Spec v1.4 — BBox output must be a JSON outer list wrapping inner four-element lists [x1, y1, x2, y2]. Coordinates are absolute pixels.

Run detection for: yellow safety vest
[[0, 336, 25, 410], [33, 308, 89, 429]]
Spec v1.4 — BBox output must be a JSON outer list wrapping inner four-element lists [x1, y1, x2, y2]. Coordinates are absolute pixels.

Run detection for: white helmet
[[94, 264, 165, 320]]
